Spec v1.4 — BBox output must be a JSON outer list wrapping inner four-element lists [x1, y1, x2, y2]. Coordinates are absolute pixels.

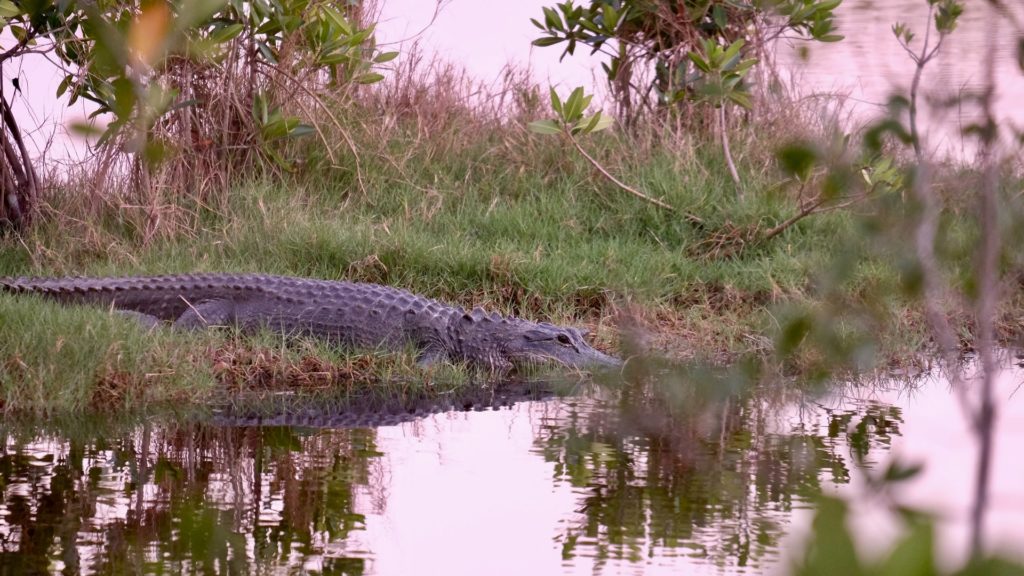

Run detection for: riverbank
[[1, 101, 1019, 415]]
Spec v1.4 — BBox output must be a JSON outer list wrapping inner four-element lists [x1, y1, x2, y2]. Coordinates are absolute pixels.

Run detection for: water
[[3, 363, 1023, 574]]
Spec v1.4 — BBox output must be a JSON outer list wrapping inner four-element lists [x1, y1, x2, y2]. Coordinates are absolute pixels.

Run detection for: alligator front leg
[[172, 299, 238, 330], [415, 344, 450, 368], [116, 309, 162, 330]]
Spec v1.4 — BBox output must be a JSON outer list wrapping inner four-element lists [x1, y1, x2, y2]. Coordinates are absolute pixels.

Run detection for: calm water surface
[[3, 363, 1023, 575]]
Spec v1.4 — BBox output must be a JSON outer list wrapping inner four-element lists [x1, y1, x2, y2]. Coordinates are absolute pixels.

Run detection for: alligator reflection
[[0, 380, 902, 574]]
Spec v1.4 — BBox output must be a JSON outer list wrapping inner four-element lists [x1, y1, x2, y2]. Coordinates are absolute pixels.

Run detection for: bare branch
[[969, 2, 1002, 559], [719, 106, 743, 197]]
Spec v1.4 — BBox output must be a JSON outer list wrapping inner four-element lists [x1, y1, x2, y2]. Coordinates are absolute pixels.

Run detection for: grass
[[0, 294, 214, 412], [4, 66, 1018, 416]]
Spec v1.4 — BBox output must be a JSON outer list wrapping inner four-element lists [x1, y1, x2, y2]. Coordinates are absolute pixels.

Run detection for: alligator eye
[[556, 334, 572, 345]]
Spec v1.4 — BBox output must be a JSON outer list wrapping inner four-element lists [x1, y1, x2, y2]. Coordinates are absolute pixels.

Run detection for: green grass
[[0, 294, 214, 412], [0, 119, 972, 415]]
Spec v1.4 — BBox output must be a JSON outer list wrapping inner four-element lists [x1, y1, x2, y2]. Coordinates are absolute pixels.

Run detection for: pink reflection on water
[[337, 364, 1024, 576], [778, 363, 1024, 572], [352, 404, 577, 575]]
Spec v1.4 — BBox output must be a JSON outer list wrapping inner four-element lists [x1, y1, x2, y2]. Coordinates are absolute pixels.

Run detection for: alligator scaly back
[[0, 273, 621, 372]]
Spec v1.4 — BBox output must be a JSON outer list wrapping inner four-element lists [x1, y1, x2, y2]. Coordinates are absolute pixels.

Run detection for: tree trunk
[[0, 92, 38, 232]]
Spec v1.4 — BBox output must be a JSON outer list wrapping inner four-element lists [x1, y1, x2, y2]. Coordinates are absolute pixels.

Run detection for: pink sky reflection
[[352, 404, 578, 576], [336, 365, 1024, 576]]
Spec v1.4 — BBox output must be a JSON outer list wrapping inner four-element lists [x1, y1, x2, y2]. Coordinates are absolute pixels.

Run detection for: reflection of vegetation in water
[[532, 374, 905, 571], [0, 422, 381, 574]]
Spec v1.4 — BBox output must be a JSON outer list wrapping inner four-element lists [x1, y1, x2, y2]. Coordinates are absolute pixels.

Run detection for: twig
[[969, 3, 1001, 559], [0, 81, 39, 229], [0, 24, 40, 64], [758, 193, 830, 244], [901, 3, 948, 159], [719, 105, 743, 197], [566, 132, 705, 226]]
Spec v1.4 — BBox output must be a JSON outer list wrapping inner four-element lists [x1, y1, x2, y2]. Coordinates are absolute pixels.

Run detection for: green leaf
[[578, 18, 601, 34], [875, 521, 934, 576], [253, 91, 269, 124], [10, 25, 28, 42], [528, 119, 563, 135], [712, 4, 727, 30], [318, 52, 348, 65], [288, 123, 315, 138], [56, 74, 74, 98], [882, 460, 924, 483], [589, 111, 613, 132], [0, 0, 21, 17], [549, 87, 563, 116], [602, 3, 619, 29], [722, 39, 745, 67], [778, 142, 818, 180], [532, 36, 565, 47], [778, 314, 813, 356], [262, 115, 299, 140], [542, 6, 562, 31], [374, 51, 399, 63], [256, 40, 277, 64], [69, 121, 104, 137], [795, 498, 865, 576], [179, 0, 228, 28], [355, 72, 384, 84], [728, 90, 752, 109], [734, 58, 758, 73], [575, 111, 613, 134], [564, 86, 585, 121], [111, 77, 136, 120], [211, 22, 244, 43], [934, 0, 963, 35], [688, 51, 711, 73], [320, 5, 352, 35]]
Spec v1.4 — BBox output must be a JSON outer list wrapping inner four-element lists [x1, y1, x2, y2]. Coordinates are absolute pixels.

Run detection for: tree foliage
[[0, 0, 393, 231], [531, 0, 844, 124]]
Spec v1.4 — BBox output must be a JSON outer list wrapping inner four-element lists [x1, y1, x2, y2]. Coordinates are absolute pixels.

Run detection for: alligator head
[[452, 310, 622, 373], [509, 322, 622, 370]]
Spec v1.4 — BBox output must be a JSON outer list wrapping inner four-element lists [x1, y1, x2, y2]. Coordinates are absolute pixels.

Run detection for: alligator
[[0, 273, 621, 373]]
